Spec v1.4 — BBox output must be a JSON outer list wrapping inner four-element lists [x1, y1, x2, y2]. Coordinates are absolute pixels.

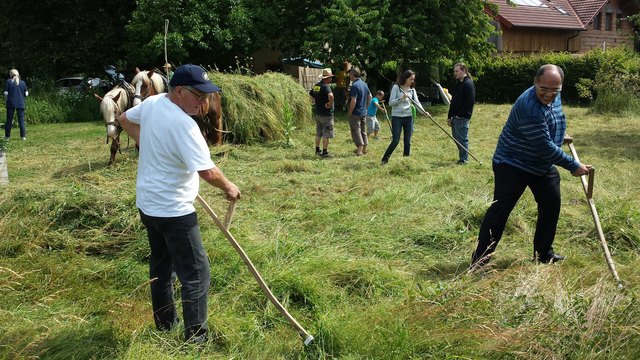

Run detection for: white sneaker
[[21, 137, 26, 141]]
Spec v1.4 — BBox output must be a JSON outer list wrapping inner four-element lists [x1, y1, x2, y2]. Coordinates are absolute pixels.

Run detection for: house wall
[[500, 28, 581, 53], [578, 0, 635, 52]]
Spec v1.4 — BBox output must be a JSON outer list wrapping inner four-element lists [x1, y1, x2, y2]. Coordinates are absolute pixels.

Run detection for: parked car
[[55, 77, 85, 92]]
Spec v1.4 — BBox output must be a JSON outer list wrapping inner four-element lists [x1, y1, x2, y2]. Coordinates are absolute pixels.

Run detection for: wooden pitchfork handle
[[566, 142, 623, 289], [195, 194, 314, 345]]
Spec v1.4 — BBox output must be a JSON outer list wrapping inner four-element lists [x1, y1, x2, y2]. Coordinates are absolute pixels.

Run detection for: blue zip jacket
[[493, 86, 579, 175]]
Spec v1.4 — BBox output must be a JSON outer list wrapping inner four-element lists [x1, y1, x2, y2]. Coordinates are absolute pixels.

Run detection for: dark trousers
[[473, 163, 561, 263], [382, 115, 413, 161], [139, 210, 210, 340], [5, 106, 26, 138]]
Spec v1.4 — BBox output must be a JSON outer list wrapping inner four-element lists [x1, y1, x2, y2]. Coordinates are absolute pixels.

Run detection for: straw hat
[[319, 68, 334, 79]]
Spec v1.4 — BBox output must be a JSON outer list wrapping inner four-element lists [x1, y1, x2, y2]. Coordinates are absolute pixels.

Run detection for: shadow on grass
[[15, 324, 120, 360], [578, 129, 640, 161], [420, 258, 521, 280]]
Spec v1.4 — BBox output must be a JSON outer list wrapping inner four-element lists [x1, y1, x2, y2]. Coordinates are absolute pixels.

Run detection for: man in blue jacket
[[471, 64, 590, 268]]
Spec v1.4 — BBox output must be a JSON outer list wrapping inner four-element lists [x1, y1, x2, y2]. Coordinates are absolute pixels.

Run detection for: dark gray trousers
[[139, 210, 210, 340]]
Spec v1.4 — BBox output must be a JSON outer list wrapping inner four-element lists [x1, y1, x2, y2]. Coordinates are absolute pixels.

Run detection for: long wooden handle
[[566, 143, 623, 289], [223, 200, 237, 230], [398, 87, 483, 164], [196, 195, 314, 345]]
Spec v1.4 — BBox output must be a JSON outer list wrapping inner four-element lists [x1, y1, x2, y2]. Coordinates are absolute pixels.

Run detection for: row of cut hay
[[208, 72, 313, 144]]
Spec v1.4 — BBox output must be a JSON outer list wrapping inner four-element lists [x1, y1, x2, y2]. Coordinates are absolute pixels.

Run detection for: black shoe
[[536, 253, 565, 264], [381, 158, 388, 165], [469, 253, 491, 272], [316, 150, 322, 156], [321, 152, 330, 158]]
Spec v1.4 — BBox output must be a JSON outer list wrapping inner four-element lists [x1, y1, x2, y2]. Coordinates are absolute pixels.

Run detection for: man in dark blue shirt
[[471, 64, 590, 268], [347, 67, 372, 156]]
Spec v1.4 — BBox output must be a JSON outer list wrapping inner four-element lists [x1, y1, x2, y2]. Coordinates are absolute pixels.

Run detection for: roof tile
[[487, 0, 585, 30]]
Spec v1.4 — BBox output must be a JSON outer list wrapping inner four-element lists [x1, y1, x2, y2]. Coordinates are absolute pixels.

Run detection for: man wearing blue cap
[[119, 64, 241, 343]]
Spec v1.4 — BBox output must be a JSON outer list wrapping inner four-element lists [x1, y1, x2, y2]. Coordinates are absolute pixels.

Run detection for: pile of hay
[[208, 72, 313, 144]]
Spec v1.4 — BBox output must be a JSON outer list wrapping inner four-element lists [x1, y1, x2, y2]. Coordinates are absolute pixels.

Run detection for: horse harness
[[104, 82, 136, 145]]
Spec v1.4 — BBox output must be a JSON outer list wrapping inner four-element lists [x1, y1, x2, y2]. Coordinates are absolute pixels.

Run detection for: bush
[[591, 48, 640, 114], [0, 78, 102, 124], [471, 50, 607, 104], [466, 47, 640, 114]]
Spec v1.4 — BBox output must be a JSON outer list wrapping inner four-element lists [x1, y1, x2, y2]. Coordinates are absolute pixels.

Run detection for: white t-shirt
[[124, 94, 215, 217]]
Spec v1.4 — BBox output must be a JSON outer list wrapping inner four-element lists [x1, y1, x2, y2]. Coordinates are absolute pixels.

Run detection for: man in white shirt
[[119, 64, 240, 343]]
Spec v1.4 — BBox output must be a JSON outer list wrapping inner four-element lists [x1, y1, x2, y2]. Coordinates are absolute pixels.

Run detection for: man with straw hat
[[309, 68, 335, 158], [163, 62, 174, 80]]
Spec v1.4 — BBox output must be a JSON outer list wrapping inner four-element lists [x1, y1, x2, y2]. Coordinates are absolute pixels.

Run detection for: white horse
[[131, 68, 167, 106], [94, 85, 133, 165]]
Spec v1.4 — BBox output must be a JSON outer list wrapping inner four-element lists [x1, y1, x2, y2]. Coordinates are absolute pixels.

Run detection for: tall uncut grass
[[0, 104, 639, 359]]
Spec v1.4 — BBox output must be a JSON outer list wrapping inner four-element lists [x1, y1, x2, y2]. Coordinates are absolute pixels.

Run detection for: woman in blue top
[[4, 69, 29, 140], [381, 70, 424, 164]]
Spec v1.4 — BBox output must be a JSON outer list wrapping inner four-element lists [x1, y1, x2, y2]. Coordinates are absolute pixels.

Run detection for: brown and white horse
[[192, 92, 224, 146], [94, 84, 134, 165], [131, 68, 167, 106]]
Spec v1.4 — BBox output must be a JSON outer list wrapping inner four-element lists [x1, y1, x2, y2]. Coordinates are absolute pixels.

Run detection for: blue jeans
[[139, 210, 210, 340], [473, 163, 561, 263], [382, 115, 413, 161], [451, 117, 469, 162], [5, 106, 26, 138]]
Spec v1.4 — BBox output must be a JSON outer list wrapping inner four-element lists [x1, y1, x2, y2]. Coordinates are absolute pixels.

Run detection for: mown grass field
[[1, 104, 639, 359]]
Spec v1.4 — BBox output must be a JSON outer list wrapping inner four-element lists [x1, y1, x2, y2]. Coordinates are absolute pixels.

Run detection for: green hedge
[[442, 48, 640, 114], [469, 50, 606, 104]]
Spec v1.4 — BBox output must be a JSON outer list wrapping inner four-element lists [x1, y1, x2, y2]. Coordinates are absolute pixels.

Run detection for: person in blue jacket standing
[[4, 69, 29, 140]]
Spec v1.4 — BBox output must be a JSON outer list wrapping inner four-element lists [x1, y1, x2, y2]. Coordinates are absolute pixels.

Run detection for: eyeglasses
[[182, 86, 208, 101], [536, 84, 562, 95]]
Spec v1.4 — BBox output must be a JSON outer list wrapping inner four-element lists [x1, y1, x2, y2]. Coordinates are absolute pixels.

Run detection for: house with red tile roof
[[485, 0, 639, 53]]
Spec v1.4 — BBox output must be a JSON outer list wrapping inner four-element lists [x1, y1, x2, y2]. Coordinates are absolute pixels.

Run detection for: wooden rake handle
[[195, 194, 314, 345], [566, 142, 623, 289], [223, 200, 237, 230], [567, 142, 595, 199]]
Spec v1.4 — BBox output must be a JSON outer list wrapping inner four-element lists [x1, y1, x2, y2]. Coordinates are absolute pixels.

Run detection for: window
[[616, 8, 624, 30], [510, 0, 548, 7], [554, 7, 568, 16], [605, 12, 613, 31], [605, 5, 613, 31], [593, 12, 602, 30]]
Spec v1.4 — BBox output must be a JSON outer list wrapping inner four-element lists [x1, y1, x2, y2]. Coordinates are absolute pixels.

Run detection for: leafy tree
[[284, 0, 496, 78], [125, 0, 262, 69], [0, 0, 135, 77], [249, 0, 320, 58]]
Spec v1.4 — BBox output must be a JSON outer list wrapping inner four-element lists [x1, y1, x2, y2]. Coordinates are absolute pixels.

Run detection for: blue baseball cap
[[169, 64, 221, 93]]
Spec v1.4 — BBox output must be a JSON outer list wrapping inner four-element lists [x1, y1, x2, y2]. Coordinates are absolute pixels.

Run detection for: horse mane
[[149, 73, 166, 94], [131, 70, 166, 95], [100, 87, 129, 115]]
